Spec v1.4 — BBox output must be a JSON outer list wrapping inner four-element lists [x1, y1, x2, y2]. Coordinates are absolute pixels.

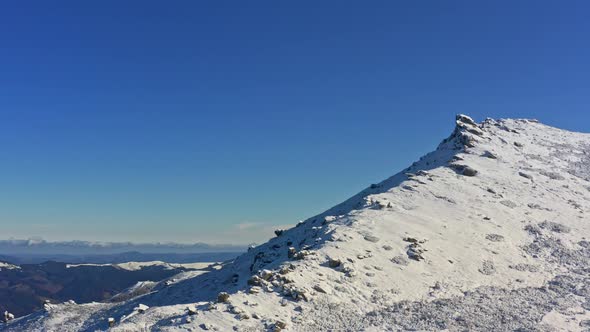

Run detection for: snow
[[66, 261, 215, 271], [5, 115, 590, 331], [0, 262, 20, 270]]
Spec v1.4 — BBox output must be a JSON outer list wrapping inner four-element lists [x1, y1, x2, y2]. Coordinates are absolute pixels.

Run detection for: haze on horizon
[[1, 1, 589, 244]]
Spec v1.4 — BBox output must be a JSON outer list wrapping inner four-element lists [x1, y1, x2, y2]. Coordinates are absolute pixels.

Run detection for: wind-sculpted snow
[[567, 144, 590, 182], [4, 115, 590, 331], [303, 230, 590, 331]]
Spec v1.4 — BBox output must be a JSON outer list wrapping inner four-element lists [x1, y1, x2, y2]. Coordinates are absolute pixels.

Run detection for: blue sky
[[0, 1, 589, 244]]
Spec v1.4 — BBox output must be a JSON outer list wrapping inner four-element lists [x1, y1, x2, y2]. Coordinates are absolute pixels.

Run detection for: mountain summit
[[6, 115, 590, 331]]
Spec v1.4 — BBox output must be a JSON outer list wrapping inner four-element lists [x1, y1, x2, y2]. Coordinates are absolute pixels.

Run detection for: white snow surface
[[0, 262, 19, 270], [4, 116, 590, 331], [66, 261, 216, 271]]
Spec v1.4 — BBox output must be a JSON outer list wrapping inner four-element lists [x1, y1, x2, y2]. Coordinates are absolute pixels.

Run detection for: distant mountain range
[[0, 238, 246, 255], [0, 260, 215, 318], [0, 251, 241, 265], [0, 238, 245, 265]]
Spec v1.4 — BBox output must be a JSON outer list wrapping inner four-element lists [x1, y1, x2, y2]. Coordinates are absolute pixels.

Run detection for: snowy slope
[[4, 115, 590, 331]]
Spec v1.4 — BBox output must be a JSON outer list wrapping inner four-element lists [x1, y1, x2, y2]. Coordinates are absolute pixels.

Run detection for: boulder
[[217, 292, 230, 303], [186, 305, 198, 316], [260, 269, 274, 280], [363, 235, 380, 243], [482, 151, 498, 159], [328, 258, 342, 268], [200, 323, 214, 330], [135, 304, 149, 313], [248, 275, 262, 286], [248, 286, 262, 294], [462, 166, 478, 177], [287, 247, 297, 259]]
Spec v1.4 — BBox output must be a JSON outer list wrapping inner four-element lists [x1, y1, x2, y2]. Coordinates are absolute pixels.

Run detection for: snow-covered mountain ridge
[[5, 115, 590, 331]]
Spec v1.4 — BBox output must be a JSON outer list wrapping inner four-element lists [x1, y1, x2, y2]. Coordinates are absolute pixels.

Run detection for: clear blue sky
[[0, 1, 588, 244]]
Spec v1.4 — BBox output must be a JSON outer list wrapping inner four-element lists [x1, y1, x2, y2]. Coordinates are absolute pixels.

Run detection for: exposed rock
[[462, 166, 478, 177], [519, 172, 534, 180], [407, 244, 426, 261], [403, 237, 419, 244], [482, 151, 498, 159], [229, 305, 243, 314], [377, 201, 390, 209], [450, 164, 478, 176], [135, 304, 149, 313], [287, 246, 297, 258], [328, 258, 342, 268], [527, 203, 551, 211], [200, 323, 214, 330], [278, 266, 291, 275], [500, 200, 517, 208], [509, 264, 539, 273], [524, 224, 542, 236], [539, 171, 565, 180], [4, 311, 15, 323], [274, 320, 287, 331], [248, 275, 262, 286], [186, 305, 198, 316], [538, 221, 571, 233], [248, 287, 262, 294], [260, 269, 274, 280], [217, 292, 230, 303], [363, 234, 380, 243], [313, 285, 328, 294], [478, 260, 496, 275], [485, 234, 505, 242], [456, 114, 478, 127], [292, 250, 312, 260], [323, 216, 337, 224]]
